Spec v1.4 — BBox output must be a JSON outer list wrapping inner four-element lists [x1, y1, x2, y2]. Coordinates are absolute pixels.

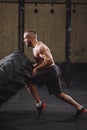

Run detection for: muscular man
[[24, 30, 87, 118]]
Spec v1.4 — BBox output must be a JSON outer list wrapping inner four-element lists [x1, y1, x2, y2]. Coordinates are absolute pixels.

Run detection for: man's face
[[23, 33, 32, 47]]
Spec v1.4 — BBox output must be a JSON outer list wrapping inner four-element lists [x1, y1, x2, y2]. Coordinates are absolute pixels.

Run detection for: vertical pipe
[[65, 0, 72, 87], [18, 0, 21, 50], [18, 0, 25, 52], [21, 0, 25, 52]]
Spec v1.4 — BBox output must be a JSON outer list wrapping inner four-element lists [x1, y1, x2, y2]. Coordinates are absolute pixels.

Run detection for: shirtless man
[[23, 30, 87, 118]]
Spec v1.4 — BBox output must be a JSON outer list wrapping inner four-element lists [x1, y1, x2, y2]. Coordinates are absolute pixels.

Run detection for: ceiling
[[0, 0, 87, 3]]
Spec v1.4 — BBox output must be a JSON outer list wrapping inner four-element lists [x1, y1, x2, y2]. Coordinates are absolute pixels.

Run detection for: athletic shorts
[[31, 64, 62, 95]]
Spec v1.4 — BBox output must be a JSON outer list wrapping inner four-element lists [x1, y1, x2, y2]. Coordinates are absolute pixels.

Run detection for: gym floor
[[0, 64, 87, 130]]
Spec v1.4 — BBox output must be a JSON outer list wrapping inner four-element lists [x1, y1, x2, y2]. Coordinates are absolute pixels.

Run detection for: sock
[[36, 101, 42, 107], [77, 106, 84, 111]]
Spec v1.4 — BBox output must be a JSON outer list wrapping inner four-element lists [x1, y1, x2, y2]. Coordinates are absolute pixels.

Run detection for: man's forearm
[[35, 59, 53, 71], [33, 60, 42, 67]]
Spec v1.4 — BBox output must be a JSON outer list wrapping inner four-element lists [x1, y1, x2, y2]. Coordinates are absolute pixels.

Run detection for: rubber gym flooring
[[0, 64, 87, 130]]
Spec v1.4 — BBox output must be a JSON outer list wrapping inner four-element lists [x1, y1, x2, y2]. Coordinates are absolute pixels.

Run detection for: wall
[[24, 4, 66, 62], [0, 3, 87, 63], [0, 3, 18, 59], [71, 4, 87, 63]]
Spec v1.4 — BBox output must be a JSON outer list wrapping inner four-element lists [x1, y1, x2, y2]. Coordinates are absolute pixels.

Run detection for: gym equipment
[[0, 51, 33, 105]]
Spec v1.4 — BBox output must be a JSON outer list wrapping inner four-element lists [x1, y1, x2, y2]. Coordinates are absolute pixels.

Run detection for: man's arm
[[34, 46, 53, 71]]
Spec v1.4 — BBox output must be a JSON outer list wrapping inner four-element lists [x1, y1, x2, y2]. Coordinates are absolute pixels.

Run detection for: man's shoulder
[[38, 41, 44, 44], [38, 41, 45, 48]]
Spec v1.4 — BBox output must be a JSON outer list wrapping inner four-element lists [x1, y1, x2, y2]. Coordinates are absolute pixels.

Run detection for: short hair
[[24, 30, 37, 38]]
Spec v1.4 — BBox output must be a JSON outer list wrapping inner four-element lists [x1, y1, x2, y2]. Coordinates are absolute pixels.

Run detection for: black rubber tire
[[0, 51, 33, 105]]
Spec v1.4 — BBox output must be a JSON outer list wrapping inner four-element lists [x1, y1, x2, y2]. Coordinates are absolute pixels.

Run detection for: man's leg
[[55, 92, 87, 117], [25, 81, 47, 117], [55, 92, 83, 109], [25, 81, 41, 104]]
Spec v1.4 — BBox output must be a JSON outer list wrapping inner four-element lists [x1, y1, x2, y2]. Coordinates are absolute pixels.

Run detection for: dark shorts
[[31, 64, 62, 95]]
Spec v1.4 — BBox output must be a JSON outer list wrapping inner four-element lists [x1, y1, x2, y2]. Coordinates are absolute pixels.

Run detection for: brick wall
[[0, 3, 87, 63]]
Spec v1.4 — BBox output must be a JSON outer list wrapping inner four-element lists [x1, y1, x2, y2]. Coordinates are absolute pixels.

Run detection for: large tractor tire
[[0, 51, 33, 105]]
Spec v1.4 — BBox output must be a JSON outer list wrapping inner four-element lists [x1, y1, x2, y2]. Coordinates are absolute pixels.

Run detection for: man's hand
[[33, 63, 37, 67], [33, 68, 38, 76]]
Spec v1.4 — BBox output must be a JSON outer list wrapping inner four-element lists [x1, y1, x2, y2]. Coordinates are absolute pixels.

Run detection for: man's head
[[24, 30, 37, 47]]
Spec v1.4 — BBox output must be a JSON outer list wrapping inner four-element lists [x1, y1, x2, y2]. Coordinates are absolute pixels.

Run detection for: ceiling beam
[[0, 0, 87, 4]]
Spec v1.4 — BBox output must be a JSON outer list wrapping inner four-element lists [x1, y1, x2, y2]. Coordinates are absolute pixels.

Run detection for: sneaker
[[36, 102, 47, 117], [73, 107, 87, 118]]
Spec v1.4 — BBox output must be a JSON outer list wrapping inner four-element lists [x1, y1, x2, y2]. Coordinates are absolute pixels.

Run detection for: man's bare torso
[[33, 41, 55, 69]]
